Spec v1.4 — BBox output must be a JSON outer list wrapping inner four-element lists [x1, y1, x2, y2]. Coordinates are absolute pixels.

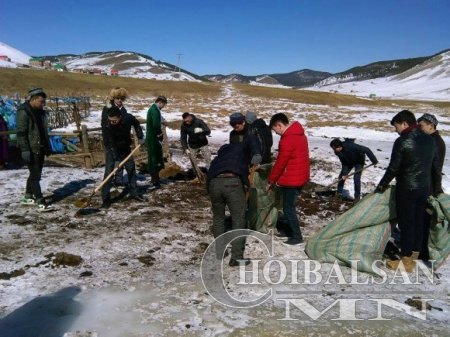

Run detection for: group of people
[[16, 87, 446, 273]]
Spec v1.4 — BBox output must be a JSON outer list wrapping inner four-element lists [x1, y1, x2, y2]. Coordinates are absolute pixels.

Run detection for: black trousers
[[25, 152, 45, 202], [395, 186, 429, 257]]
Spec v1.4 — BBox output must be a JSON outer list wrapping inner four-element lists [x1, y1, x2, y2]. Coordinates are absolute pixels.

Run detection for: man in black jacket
[[417, 113, 446, 262], [180, 113, 211, 167], [229, 112, 262, 167], [16, 88, 54, 212], [245, 111, 273, 164], [101, 106, 145, 208], [207, 142, 251, 267], [330, 138, 378, 202], [376, 110, 441, 272]]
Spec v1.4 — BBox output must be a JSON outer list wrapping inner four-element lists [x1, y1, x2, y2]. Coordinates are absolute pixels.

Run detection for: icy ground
[[0, 85, 449, 336]]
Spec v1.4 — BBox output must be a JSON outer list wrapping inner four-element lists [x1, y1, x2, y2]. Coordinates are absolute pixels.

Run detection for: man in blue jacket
[[330, 138, 378, 202]]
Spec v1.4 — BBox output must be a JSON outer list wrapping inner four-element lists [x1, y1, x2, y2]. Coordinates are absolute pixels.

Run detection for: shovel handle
[[322, 163, 375, 190], [94, 144, 142, 194]]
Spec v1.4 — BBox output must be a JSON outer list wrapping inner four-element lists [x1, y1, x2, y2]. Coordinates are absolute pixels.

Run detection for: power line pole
[[176, 53, 183, 80]]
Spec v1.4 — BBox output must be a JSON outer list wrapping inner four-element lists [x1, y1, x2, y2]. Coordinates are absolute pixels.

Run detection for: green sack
[[427, 193, 450, 269]]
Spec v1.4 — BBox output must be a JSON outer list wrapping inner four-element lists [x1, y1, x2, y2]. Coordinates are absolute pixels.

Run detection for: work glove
[[375, 185, 387, 193], [137, 138, 145, 145], [21, 151, 31, 164], [185, 149, 191, 155], [194, 127, 203, 134]]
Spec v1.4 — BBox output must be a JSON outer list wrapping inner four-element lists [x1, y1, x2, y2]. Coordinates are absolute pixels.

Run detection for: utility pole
[[176, 53, 183, 80]]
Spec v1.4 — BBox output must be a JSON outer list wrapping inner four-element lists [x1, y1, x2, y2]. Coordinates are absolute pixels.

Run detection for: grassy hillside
[[0, 68, 221, 99]]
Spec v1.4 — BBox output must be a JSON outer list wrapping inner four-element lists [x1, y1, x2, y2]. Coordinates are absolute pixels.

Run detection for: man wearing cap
[[229, 112, 262, 166], [146, 96, 167, 188], [16, 88, 53, 212], [101, 87, 129, 186], [417, 113, 446, 262], [180, 112, 212, 167], [101, 106, 145, 208]]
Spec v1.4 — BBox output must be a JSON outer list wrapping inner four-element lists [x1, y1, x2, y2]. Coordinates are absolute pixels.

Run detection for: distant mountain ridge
[[37, 50, 204, 82]]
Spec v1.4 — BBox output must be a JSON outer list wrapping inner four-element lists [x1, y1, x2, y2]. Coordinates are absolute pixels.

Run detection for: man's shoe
[[37, 203, 54, 212], [21, 196, 36, 205], [229, 258, 251, 267], [101, 198, 111, 209], [274, 231, 289, 240], [282, 238, 304, 246]]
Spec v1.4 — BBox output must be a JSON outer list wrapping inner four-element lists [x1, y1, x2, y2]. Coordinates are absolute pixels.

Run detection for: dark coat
[[336, 140, 378, 166], [430, 130, 446, 194], [249, 118, 273, 164], [379, 127, 441, 192], [268, 122, 310, 187], [102, 112, 143, 158], [229, 124, 262, 165], [16, 102, 51, 155], [207, 142, 250, 187], [180, 115, 211, 150]]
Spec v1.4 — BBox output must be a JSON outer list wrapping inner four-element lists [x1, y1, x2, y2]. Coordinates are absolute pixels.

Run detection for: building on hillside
[[53, 63, 66, 72], [29, 57, 43, 67], [43, 60, 52, 69], [93, 68, 102, 75], [111, 69, 119, 76], [0, 55, 11, 62]]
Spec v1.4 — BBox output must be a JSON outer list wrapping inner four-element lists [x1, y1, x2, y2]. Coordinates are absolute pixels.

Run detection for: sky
[[0, 0, 449, 76]]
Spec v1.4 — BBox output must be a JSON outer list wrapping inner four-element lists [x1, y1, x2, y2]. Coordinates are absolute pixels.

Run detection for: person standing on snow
[[376, 110, 441, 272], [245, 111, 273, 164], [16, 88, 53, 212], [417, 113, 446, 262], [146, 95, 167, 188], [229, 112, 262, 167], [180, 112, 212, 167], [330, 138, 378, 202], [266, 113, 310, 246], [101, 87, 129, 186], [101, 106, 145, 208]]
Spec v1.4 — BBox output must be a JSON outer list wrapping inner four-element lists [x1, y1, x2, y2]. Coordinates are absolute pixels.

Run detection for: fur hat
[[230, 112, 245, 125], [418, 113, 438, 127], [109, 87, 128, 101]]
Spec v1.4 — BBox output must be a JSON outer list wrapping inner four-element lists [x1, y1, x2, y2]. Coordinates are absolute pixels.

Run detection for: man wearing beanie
[[229, 112, 262, 166], [17, 88, 54, 212]]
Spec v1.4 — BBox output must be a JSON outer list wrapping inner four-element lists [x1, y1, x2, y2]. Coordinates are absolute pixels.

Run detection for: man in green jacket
[[16, 88, 54, 212], [146, 95, 167, 188]]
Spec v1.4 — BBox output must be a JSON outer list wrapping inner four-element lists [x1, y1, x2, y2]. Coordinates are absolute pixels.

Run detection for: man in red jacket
[[266, 113, 310, 246]]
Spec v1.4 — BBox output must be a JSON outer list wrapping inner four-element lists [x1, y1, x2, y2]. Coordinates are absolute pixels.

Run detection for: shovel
[[314, 163, 375, 194], [187, 151, 207, 184], [74, 144, 142, 209]]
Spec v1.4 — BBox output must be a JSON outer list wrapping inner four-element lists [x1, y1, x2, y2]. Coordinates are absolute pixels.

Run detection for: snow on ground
[[0, 59, 17, 69], [0, 42, 31, 65], [307, 51, 450, 101], [1, 84, 449, 336]]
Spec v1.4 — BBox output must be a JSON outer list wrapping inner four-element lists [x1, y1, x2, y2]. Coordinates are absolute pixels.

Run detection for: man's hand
[[21, 151, 31, 164], [114, 161, 120, 170], [265, 183, 273, 193], [137, 138, 145, 145], [157, 133, 164, 142], [341, 175, 348, 181], [194, 127, 203, 134], [185, 149, 191, 155]]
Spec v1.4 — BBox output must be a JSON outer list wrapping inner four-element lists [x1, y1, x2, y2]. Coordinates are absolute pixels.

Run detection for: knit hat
[[418, 113, 438, 127], [230, 112, 245, 125], [245, 111, 257, 124], [27, 88, 47, 100]]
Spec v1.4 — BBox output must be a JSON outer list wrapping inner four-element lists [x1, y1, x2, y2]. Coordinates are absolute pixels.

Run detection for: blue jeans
[[337, 164, 362, 198], [282, 187, 302, 241]]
